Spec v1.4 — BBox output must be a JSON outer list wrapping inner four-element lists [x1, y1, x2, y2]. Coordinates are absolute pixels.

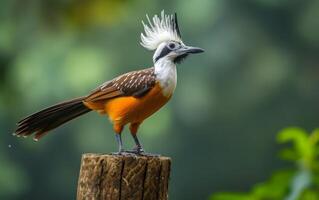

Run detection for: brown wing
[[85, 67, 156, 102]]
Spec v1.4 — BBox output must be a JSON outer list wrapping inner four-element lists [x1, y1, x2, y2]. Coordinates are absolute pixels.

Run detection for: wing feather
[[84, 67, 156, 103], [85, 87, 120, 101]]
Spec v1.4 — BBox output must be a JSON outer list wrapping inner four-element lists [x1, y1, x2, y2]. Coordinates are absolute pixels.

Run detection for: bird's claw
[[126, 147, 161, 157], [111, 146, 160, 157]]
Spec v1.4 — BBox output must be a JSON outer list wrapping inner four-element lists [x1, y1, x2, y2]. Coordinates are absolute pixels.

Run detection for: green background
[[1, 0, 319, 199]]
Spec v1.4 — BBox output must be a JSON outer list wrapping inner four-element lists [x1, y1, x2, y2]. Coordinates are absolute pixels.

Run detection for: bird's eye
[[168, 43, 176, 49]]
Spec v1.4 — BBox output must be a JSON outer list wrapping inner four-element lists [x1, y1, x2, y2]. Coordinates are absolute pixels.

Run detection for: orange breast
[[86, 83, 171, 126]]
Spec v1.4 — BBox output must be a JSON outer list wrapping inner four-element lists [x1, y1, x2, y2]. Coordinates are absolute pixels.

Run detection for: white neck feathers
[[154, 58, 177, 97]]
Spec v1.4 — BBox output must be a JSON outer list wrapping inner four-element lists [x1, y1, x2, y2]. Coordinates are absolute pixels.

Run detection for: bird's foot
[[111, 148, 140, 156], [124, 145, 144, 154], [111, 151, 123, 156], [111, 148, 127, 155], [125, 146, 161, 157], [139, 152, 161, 157], [111, 147, 160, 157]]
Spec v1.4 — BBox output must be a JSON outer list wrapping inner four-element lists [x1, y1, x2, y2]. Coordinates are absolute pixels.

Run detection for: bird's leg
[[132, 134, 144, 153], [113, 134, 138, 156], [111, 124, 125, 155], [130, 133, 161, 156], [129, 123, 161, 156], [115, 133, 124, 153], [128, 123, 145, 154]]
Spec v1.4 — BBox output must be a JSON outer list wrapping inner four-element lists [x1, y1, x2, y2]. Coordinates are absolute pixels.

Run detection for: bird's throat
[[154, 59, 177, 97]]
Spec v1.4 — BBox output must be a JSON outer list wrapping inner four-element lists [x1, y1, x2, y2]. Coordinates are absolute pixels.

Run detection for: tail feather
[[14, 97, 91, 141], [16, 98, 85, 132], [18, 97, 85, 124]]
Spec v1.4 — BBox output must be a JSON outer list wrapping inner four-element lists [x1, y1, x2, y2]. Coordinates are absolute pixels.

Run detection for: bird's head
[[140, 11, 204, 64]]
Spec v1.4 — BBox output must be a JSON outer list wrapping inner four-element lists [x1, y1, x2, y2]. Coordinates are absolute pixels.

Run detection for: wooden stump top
[[77, 153, 171, 200]]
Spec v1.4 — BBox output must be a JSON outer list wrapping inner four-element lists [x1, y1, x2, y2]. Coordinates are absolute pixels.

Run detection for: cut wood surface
[[77, 153, 171, 200]]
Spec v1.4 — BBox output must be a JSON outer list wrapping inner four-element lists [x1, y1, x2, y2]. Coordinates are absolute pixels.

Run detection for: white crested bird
[[14, 11, 204, 154]]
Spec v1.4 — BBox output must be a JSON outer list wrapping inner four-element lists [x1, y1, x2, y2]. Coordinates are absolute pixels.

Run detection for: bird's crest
[[141, 11, 182, 51]]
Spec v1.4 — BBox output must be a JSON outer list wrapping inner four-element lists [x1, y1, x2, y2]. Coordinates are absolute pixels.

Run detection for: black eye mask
[[154, 46, 171, 62]]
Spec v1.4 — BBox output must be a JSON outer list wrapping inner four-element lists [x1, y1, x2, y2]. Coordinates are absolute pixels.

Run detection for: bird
[[13, 11, 204, 154]]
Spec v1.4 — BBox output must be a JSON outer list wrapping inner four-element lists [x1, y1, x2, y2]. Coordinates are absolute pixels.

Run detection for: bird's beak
[[176, 45, 205, 55]]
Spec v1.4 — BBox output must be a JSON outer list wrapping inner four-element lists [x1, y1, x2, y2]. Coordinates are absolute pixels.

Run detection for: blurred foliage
[[210, 128, 319, 200], [0, 0, 319, 199]]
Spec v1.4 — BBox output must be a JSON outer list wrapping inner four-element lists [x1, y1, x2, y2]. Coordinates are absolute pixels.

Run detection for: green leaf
[[277, 127, 312, 160], [210, 128, 319, 200], [279, 148, 299, 161], [300, 190, 319, 200], [252, 170, 293, 199], [309, 129, 319, 145]]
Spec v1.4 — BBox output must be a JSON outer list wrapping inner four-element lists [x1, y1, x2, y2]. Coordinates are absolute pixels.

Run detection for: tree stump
[[77, 153, 171, 200]]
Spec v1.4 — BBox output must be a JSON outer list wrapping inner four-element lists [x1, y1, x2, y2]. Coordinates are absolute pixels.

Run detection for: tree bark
[[77, 153, 171, 200]]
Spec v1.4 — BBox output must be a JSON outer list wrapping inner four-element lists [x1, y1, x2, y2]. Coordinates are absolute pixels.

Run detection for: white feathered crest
[[141, 11, 182, 51]]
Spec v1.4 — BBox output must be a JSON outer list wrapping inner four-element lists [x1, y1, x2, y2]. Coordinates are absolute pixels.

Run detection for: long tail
[[14, 97, 91, 141]]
